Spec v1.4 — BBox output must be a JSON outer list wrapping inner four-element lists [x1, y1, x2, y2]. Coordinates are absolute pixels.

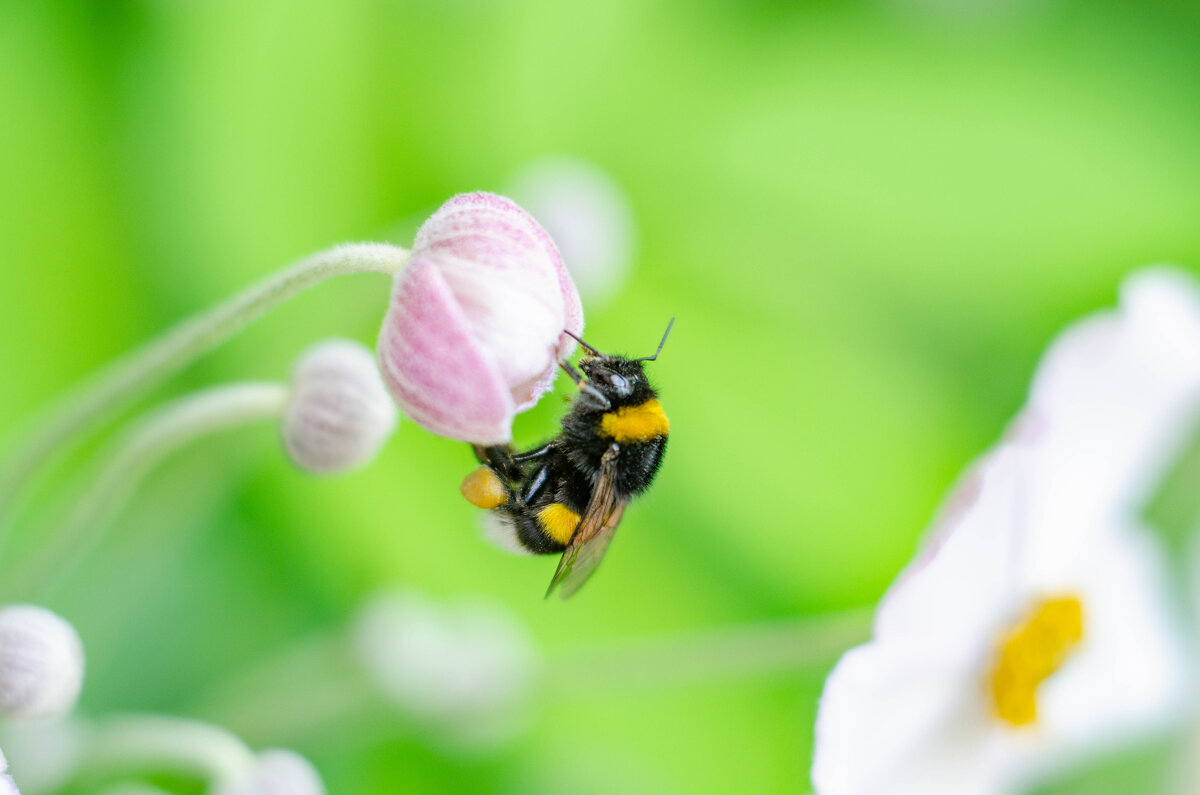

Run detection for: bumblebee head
[[565, 319, 673, 406], [579, 355, 649, 401]]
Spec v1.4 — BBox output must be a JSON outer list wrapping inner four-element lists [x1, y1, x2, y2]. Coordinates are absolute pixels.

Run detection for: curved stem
[[80, 714, 256, 784], [545, 607, 872, 694], [96, 784, 175, 795], [195, 631, 377, 748], [0, 242, 408, 547], [9, 383, 290, 601], [196, 608, 872, 744]]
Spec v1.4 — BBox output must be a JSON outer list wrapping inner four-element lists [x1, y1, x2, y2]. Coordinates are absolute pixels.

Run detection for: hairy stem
[[0, 242, 408, 548], [8, 382, 290, 601], [546, 608, 871, 693], [196, 608, 871, 745], [81, 715, 256, 784]]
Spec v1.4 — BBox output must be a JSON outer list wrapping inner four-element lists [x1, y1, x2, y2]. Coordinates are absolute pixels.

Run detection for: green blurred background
[[3, 0, 1200, 792]]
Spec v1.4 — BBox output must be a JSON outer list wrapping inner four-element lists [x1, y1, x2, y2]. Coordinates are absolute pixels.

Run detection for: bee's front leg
[[472, 444, 522, 482]]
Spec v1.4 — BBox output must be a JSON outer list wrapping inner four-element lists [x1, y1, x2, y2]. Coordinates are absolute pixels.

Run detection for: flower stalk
[[545, 608, 872, 694], [194, 605, 872, 749], [7, 382, 290, 601], [0, 243, 410, 553], [82, 715, 257, 783]]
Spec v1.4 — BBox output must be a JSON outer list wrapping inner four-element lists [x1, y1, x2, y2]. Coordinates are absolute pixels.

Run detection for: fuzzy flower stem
[[194, 631, 378, 748], [97, 785, 175, 795], [80, 715, 257, 783], [8, 382, 290, 601], [196, 609, 872, 746], [546, 608, 873, 694], [0, 243, 409, 551]]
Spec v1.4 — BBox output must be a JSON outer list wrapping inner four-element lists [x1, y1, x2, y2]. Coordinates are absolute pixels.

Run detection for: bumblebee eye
[[609, 373, 631, 396]]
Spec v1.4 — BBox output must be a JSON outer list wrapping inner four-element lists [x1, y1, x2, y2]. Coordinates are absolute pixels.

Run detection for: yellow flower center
[[987, 595, 1084, 727]]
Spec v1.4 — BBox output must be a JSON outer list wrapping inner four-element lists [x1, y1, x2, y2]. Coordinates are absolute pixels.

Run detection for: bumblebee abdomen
[[484, 507, 570, 555], [536, 503, 582, 546]]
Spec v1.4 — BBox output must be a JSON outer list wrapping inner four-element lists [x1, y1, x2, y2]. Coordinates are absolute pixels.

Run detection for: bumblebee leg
[[558, 361, 610, 410], [513, 442, 553, 462], [519, 463, 553, 505], [472, 444, 524, 482], [558, 360, 584, 384]]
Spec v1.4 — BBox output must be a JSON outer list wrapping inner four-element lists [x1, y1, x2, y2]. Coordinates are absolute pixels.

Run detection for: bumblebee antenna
[[563, 329, 603, 357], [635, 318, 675, 362]]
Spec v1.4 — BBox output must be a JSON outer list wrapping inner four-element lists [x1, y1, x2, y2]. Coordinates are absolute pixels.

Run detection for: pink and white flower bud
[[282, 339, 398, 474], [377, 192, 584, 444], [0, 605, 84, 719]]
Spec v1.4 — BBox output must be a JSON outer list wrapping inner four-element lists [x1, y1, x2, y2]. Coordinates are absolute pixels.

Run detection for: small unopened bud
[[377, 192, 584, 444], [214, 749, 325, 795], [282, 339, 398, 474], [0, 605, 84, 719], [353, 592, 539, 746], [509, 157, 636, 307]]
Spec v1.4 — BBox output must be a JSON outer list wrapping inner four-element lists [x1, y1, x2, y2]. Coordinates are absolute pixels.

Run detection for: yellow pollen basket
[[988, 595, 1084, 727], [599, 399, 670, 443], [537, 503, 582, 545], [460, 467, 508, 509]]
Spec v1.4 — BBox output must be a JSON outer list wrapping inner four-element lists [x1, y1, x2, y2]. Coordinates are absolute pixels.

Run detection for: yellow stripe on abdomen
[[599, 398, 669, 443], [537, 503, 582, 545]]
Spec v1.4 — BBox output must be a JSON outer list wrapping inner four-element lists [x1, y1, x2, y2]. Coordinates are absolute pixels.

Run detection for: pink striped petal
[[378, 192, 585, 442], [378, 257, 516, 444]]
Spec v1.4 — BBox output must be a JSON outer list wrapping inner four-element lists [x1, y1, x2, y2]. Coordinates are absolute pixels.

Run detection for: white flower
[[282, 339, 398, 474], [352, 591, 539, 747], [213, 749, 324, 795], [812, 268, 1200, 795], [508, 157, 636, 307], [0, 605, 84, 719], [1025, 268, 1200, 525]]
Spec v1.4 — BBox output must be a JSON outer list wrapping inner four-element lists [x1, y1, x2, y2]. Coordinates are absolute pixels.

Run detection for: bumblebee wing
[[545, 446, 626, 600]]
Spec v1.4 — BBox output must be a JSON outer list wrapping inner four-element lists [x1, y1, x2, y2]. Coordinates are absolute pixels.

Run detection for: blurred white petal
[[1028, 267, 1200, 522], [874, 447, 1024, 656], [508, 157, 635, 307], [814, 642, 1005, 795], [814, 266, 1197, 795], [353, 592, 540, 747], [1032, 524, 1190, 760]]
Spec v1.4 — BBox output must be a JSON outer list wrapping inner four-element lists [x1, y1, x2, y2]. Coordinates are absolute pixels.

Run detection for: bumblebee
[[460, 320, 674, 599]]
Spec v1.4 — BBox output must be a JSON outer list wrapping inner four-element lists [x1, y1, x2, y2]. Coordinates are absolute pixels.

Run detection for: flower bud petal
[[282, 339, 398, 474], [378, 192, 583, 444], [214, 749, 324, 795], [0, 605, 84, 719]]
